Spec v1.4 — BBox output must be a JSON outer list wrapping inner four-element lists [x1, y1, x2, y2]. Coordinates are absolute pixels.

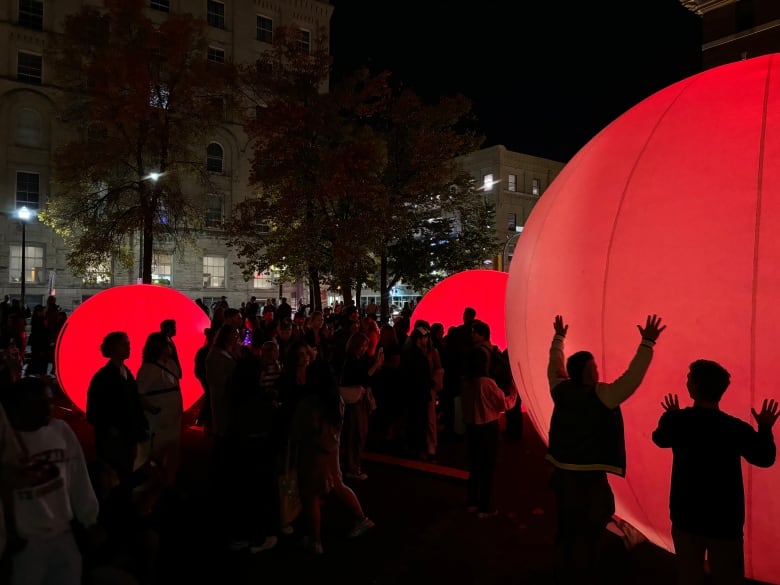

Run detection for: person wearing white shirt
[[460, 348, 517, 518], [2, 376, 99, 585]]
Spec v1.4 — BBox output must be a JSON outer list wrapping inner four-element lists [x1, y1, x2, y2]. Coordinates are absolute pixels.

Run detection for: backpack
[[490, 346, 513, 391]]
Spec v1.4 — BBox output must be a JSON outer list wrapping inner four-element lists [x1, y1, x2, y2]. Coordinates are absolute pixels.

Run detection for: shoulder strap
[[155, 361, 181, 381]]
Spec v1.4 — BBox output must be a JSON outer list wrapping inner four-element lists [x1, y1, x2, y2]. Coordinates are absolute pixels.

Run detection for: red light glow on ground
[[507, 55, 780, 583], [56, 285, 210, 413]]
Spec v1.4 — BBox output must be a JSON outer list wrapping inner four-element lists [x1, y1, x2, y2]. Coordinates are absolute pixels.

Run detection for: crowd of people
[[0, 295, 777, 585]]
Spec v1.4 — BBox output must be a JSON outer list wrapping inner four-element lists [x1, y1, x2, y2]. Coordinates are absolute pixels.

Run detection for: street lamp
[[16, 206, 33, 311], [502, 226, 524, 272], [139, 172, 163, 281]]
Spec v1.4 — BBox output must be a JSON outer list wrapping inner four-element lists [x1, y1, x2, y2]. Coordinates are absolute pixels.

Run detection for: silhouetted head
[[687, 359, 730, 403], [2, 376, 52, 431], [160, 319, 176, 337], [566, 350, 597, 386], [142, 331, 172, 363], [101, 331, 130, 361], [471, 320, 490, 342]]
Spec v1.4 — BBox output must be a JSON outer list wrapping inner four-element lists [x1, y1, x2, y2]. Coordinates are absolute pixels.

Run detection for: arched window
[[207, 142, 224, 173], [16, 108, 42, 147]]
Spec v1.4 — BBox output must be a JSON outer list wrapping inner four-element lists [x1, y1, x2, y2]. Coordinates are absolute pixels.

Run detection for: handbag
[[338, 385, 366, 404], [279, 444, 301, 528]]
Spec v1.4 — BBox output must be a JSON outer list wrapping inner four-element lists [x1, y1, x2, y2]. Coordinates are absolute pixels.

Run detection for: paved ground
[[53, 390, 768, 585]]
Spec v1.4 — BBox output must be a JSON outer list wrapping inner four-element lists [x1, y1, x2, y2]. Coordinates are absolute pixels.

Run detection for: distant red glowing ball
[[411, 270, 508, 350], [56, 285, 210, 413], [506, 55, 780, 583]]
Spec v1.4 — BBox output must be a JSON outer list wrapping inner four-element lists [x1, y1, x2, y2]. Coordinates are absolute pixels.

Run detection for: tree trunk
[[341, 279, 353, 307], [380, 253, 390, 324], [308, 266, 321, 311], [142, 217, 154, 284]]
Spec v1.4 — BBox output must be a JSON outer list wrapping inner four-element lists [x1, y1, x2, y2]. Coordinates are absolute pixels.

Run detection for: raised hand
[[751, 398, 780, 427], [637, 314, 666, 342], [554, 315, 568, 337], [661, 393, 680, 412]]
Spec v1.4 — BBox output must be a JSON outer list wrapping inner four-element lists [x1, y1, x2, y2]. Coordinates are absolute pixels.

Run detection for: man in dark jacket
[[652, 360, 777, 584], [546, 313, 665, 585]]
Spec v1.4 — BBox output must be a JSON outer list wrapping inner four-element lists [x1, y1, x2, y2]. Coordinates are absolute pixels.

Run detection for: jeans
[[671, 526, 744, 585], [12, 530, 82, 585]]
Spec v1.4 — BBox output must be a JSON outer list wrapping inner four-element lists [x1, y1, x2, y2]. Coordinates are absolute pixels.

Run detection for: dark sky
[[329, 1, 703, 163]]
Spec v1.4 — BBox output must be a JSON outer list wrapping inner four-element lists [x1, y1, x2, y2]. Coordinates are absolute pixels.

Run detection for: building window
[[18, 0, 43, 30], [17, 51, 42, 84], [207, 0, 225, 29], [297, 28, 311, 53], [507, 174, 517, 192], [207, 143, 224, 173], [152, 253, 172, 285], [254, 218, 270, 234], [150, 0, 169, 12], [207, 46, 225, 64], [507, 213, 517, 231], [203, 256, 225, 288], [83, 262, 112, 288], [9, 244, 44, 284], [256, 15, 273, 43], [532, 178, 541, 196], [205, 195, 223, 229], [16, 172, 40, 211], [253, 271, 274, 289], [482, 173, 494, 192], [16, 109, 42, 147]]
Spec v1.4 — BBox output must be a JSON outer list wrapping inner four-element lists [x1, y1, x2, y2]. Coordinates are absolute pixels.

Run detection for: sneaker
[[348, 517, 375, 538], [228, 539, 250, 551], [477, 510, 499, 519], [345, 470, 368, 480], [249, 536, 278, 554]]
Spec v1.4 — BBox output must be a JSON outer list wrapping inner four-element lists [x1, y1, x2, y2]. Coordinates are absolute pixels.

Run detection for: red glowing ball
[[506, 55, 780, 583], [411, 269, 508, 350], [56, 284, 210, 413]]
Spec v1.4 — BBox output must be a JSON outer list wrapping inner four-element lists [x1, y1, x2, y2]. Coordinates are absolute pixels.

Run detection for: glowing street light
[[138, 172, 163, 281], [15, 206, 34, 310]]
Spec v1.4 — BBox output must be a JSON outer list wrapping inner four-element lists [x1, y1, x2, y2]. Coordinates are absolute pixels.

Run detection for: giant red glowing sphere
[[506, 55, 780, 584], [411, 270, 508, 350], [56, 285, 210, 413]]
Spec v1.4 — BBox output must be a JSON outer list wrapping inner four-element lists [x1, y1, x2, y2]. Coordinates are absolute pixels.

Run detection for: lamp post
[[16, 206, 33, 311], [139, 172, 162, 282], [502, 226, 524, 272]]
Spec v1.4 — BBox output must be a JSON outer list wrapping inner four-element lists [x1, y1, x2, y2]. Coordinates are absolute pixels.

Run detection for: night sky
[[329, 0, 703, 163]]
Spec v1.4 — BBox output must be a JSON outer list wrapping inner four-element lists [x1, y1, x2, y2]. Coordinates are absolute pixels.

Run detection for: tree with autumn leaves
[[41, 0, 235, 283], [226, 27, 499, 317]]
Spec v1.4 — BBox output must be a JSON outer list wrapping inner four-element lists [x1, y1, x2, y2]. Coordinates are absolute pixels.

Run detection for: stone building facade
[[456, 145, 565, 272], [681, 0, 780, 68], [0, 0, 332, 312]]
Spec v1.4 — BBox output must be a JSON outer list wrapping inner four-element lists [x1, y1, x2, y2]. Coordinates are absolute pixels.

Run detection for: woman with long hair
[[136, 331, 184, 486], [287, 342, 374, 554], [339, 333, 383, 480]]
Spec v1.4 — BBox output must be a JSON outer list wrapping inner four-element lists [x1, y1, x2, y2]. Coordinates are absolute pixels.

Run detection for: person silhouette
[[652, 360, 778, 585], [546, 313, 666, 585]]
